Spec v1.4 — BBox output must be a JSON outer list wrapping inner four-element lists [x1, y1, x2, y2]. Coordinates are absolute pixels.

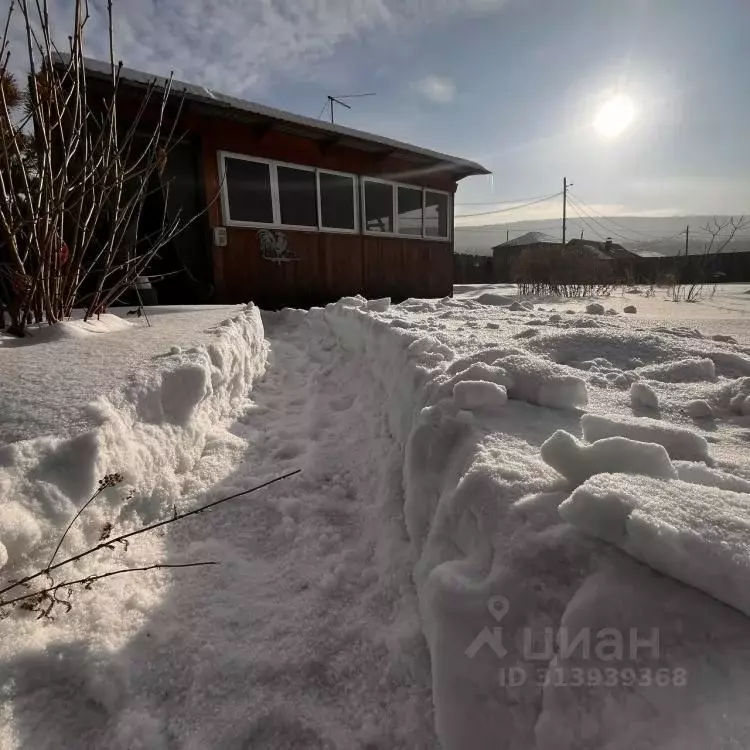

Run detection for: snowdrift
[[322, 295, 750, 750], [0, 305, 267, 577]]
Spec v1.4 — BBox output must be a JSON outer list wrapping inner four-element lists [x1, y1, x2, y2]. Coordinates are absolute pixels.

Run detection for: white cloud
[[412, 75, 456, 104], [4, 0, 508, 97]]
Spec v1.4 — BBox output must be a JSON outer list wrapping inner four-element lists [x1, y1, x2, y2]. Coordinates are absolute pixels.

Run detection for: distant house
[[69, 57, 489, 308], [491, 232, 561, 281], [491, 233, 645, 282]]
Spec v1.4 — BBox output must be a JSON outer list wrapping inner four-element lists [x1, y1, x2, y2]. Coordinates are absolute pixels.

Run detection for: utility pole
[[580, 229, 584, 240], [562, 177, 573, 246], [684, 225, 690, 256], [506, 229, 510, 243]]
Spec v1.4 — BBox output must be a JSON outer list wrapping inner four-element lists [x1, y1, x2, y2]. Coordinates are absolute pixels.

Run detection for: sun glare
[[593, 94, 636, 139]]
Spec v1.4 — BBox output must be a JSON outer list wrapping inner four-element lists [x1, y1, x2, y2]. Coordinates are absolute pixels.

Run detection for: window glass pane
[[319, 172, 355, 230], [224, 157, 273, 224], [424, 191, 449, 238], [277, 165, 318, 227], [397, 186, 423, 236], [364, 181, 394, 233]]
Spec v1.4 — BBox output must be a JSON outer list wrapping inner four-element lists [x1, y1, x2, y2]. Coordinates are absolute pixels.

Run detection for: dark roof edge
[[52, 53, 491, 179]]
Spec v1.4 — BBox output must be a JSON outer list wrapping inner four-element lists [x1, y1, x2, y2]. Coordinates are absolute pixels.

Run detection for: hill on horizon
[[455, 215, 750, 257]]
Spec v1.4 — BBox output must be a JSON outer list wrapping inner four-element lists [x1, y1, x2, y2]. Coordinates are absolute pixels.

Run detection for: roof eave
[[55, 53, 491, 180]]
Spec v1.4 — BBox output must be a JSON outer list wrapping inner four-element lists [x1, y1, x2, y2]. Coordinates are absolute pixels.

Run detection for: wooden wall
[[195, 114, 456, 307], [212, 229, 451, 308]]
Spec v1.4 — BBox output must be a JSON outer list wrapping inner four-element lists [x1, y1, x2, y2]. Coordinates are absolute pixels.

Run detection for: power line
[[454, 225, 562, 233], [631, 230, 688, 251], [567, 191, 660, 240], [454, 192, 559, 207], [567, 202, 611, 241], [455, 191, 563, 219], [567, 195, 670, 245], [566, 196, 642, 242]]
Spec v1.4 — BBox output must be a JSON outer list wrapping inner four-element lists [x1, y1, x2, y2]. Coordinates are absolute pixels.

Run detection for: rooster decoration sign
[[258, 230, 298, 263]]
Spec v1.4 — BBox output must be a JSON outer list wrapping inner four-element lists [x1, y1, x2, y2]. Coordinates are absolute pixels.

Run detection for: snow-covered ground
[[2, 287, 750, 749], [454, 282, 750, 344], [0, 306, 242, 445]]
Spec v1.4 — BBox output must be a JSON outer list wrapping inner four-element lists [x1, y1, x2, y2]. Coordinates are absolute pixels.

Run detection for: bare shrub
[[513, 245, 613, 297], [0, 0, 197, 336]]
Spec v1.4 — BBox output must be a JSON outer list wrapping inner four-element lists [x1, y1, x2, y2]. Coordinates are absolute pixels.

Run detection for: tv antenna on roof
[[324, 92, 376, 124]]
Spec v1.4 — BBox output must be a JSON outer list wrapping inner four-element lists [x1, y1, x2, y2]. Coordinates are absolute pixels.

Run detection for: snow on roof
[[496, 231, 559, 247], [631, 248, 666, 258], [52, 54, 489, 180]]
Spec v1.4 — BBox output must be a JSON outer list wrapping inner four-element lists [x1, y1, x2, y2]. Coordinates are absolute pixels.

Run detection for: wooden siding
[[198, 116, 456, 306], [213, 228, 451, 308]]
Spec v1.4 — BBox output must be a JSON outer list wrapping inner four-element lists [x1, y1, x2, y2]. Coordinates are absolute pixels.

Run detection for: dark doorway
[[148, 137, 214, 304]]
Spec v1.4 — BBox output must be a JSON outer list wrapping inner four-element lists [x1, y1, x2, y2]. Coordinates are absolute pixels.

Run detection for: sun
[[593, 94, 636, 138]]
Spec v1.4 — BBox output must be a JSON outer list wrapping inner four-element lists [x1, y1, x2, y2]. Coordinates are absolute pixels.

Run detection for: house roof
[[54, 54, 490, 182], [497, 231, 559, 247], [566, 238, 636, 261]]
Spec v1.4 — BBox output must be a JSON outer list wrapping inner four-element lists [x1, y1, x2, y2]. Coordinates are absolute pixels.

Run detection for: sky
[[8, 0, 750, 225]]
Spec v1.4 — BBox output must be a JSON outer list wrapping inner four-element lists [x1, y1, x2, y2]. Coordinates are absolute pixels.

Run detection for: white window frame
[[217, 150, 451, 241], [274, 161, 320, 231], [218, 151, 277, 228], [395, 183, 426, 238], [361, 176, 452, 242], [317, 168, 359, 233], [361, 176, 397, 237], [423, 188, 452, 241]]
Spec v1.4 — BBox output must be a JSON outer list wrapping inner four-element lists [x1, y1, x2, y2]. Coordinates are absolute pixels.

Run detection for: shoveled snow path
[[17, 310, 434, 749]]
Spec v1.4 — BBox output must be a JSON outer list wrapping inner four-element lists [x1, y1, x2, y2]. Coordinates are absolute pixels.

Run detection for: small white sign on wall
[[213, 226, 227, 247]]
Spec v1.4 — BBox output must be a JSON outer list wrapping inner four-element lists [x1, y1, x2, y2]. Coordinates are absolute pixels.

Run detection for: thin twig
[[1, 562, 218, 608], [0, 469, 301, 599]]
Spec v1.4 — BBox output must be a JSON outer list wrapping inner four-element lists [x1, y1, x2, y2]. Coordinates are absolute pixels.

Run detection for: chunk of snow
[[475, 292, 514, 307], [0, 541, 7, 569], [638, 357, 715, 383], [585, 303, 605, 314], [581, 412, 710, 463], [709, 351, 750, 377], [559, 473, 750, 618], [686, 399, 713, 419], [673, 461, 750, 493], [623, 305, 637, 313], [497, 353, 588, 409], [452, 380, 508, 411], [541, 431, 676, 486], [630, 381, 659, 410]]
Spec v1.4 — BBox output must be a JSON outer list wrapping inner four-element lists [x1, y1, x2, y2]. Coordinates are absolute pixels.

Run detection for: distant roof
[[567, 237, 637, 261], [630, 248, 665, 258], [492, 231, 560, 250], [53, 54, 490, 181]]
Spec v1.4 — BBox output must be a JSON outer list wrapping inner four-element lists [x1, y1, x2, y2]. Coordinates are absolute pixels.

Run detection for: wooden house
[[76, 58, 490, 308]]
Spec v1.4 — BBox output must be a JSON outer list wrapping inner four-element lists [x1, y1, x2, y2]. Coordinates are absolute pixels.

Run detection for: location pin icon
[[488, 595, 510, 622]]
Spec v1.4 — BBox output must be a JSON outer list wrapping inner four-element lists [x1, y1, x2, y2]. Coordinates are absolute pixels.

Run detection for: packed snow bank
[[0, 305, 267, 577], [559, 473, 750, 617], [321, 294, 750, 749]]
